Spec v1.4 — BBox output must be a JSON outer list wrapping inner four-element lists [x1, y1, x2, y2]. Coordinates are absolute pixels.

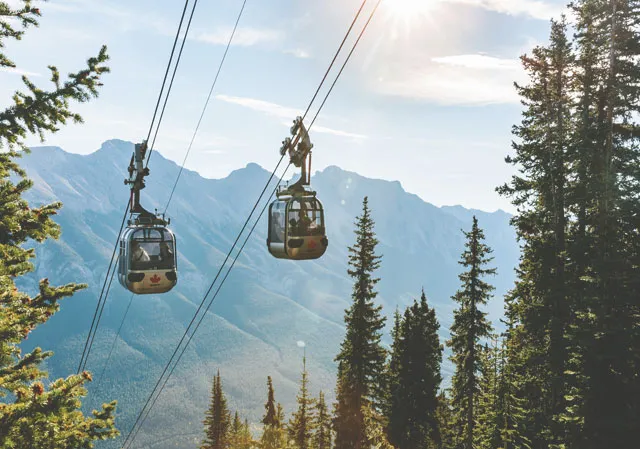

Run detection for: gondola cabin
[[268, 195, 328, 260], [118, 226, 177, 294]]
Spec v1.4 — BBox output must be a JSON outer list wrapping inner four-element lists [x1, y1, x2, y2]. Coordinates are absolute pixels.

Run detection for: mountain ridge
[[18, 139, 519, 448]]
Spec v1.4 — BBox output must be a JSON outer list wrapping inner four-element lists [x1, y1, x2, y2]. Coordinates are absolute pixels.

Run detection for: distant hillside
[[18, 139, 519, 448]]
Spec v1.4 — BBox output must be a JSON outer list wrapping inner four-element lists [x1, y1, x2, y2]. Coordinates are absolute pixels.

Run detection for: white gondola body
[[267, 195, 328, 260], [118, 226, 178, 294]]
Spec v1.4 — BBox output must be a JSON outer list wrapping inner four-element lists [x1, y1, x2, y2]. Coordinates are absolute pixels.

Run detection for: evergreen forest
[[1, 1, 638, 448]]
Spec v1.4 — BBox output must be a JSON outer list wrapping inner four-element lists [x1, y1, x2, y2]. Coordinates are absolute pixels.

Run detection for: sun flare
[[383, 0, 438, 21], [381, 0, 440, 36]]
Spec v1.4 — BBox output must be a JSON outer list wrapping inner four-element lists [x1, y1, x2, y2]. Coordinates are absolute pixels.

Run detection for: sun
[[381, 0, 439, 36], [383, 0, 438, 21]]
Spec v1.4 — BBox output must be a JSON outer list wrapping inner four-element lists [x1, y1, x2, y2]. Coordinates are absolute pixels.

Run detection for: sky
[[2, 0, 570, 213]]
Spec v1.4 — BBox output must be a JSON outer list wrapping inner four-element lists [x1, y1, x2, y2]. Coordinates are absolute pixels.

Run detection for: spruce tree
[[447, 216, 496, 449], [313, 391, 332, 449], [239, 419, 254, 449], [0, 2, 115, 447], [562, 1, 640, 447], [288, 357, 315, 449], [497, 310, 530, 449], [361, 403, 395, 449], [260, 377, 287, 449], [499, 4, 640, 446], [435, 392, 456, 449], [475, 340, 502, 449], [262, 376, 277, 427], [333, 197, 387, 449], [229, 411, 242, 448], [497, 17, 575, 447], [384, 308, 404, 444], [201, 371, 231, 449], [387, 290, 443, 449]]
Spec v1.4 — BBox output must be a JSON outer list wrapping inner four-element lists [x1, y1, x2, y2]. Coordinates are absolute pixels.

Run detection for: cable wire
[[77, 204, 128, 374], [77, 0, 194, 375], [145, 0, 201, 168], [94, 293, 135, 396], [119, 0, 381, 446], [164, 0, 249, 214]]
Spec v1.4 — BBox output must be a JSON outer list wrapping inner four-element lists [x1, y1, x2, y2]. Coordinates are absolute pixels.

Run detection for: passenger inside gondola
[[132, 241, 150, 265], [159, 241, 174, 268], [129, 228, 176, 270], [271, 211, 285, 243]]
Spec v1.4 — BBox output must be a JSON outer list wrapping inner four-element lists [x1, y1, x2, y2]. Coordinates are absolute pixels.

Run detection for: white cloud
[[284, 48, 311, 59], [215, 94, 367, 140], [192, 27, 283, 47], [442, 0, 566, 20], [216, 94, 301, 119], [376, 54, 527, 106], [312, 125, 367, 140], [432, 54, 520, 70], [0, 67, 42, 77]]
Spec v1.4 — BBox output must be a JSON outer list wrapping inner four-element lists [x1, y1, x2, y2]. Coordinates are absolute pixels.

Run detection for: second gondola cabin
[[118, 225, 177, 294], [268, 193, 328, 260]]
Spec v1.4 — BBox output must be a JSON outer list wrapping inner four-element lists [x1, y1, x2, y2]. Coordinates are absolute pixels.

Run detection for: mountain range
[[18, 139, 519, 448]]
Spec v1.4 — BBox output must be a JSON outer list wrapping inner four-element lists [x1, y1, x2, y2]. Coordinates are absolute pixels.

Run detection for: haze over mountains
[[19, 139, 519, 448]]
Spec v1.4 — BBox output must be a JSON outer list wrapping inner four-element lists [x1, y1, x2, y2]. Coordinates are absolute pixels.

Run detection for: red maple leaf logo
[[307, 239, 317, 249], [150, 274, 161, 284]]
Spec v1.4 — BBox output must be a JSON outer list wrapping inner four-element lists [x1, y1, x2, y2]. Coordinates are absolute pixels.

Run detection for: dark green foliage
[[334, 197, 387, 449], [229, 412, 254, 449], [288, 357, 315, 449], [260, 377, 287, 449], [387, 291, 443, 449], [0, 2, 109, 151], [201, 371, 231, 449], [436, 392, 456, 449], [0, 2, 115, 447], [313, 391, 332, 449], [476, 340, 501, 449], [497, 312, 530, 449], [447, 216, 496, 449], [262, 376, 277, 427], [497, 17, 574, 447], [499, 3, 640, 447]]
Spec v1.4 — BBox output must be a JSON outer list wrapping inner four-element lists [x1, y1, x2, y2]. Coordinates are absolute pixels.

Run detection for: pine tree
[[562, 1, 640, 447], [260, 377, 287, 449], [313, 391, 332, 449], [497, 17, 575, 447], [239, 419, 254, 449], [361, 404, 395, 449], [436, 392, 456, 449], [202, 371, 231, 449], [387, 290, 443, 449], [385, 308, 404, 445], [0, 2, 115, 448], [334, 197, 387, 449], [499, 4, 640, 447], [263, 376, 278, 427], [475, 340, 501, 449], [447, 216, 496, 449], [229, 413, 254, 449], [229, 411, 242, 448], [497, 311, 530, 449], [288, 357, 315, 449]]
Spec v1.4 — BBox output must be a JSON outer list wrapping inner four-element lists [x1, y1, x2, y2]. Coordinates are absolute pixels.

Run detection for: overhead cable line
[[119, 1, 381, 447], [77, 0, 197, 375], [92, 0, 243, 403], [164, 0, 249, 213]]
